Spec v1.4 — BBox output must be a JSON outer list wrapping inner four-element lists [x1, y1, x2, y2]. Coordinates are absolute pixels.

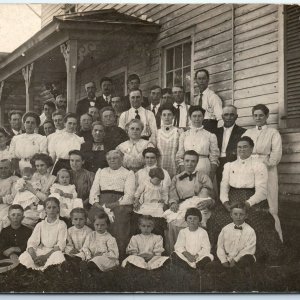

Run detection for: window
[[164, 40, 192, 103], [62, 4, 76, 14], [284, 5, 300, 128], [107, 67, 128, 97]]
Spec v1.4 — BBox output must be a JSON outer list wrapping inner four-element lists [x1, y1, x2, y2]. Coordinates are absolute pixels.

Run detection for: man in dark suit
[[146, 85, 162, 129], [5, 110, 24, 138], [216, 105, 246, 193], [121, 74, 149, 110], [76, 81, 103, 117], [97, 77, 113, 109]]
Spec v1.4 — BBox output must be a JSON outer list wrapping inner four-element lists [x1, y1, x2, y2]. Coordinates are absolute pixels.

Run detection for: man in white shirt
[[172, 86, 190, 129], [146, 85, 162, 128], [118, 89, 157, 145], [194, 69, 223, 134], [216, 105, 246, 193]]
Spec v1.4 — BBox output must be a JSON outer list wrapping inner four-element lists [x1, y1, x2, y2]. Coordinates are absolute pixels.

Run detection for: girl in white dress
[[79, 212, 119, 273], [243, 104, 283, 241], [122, 215, 169, 270], [50, 169, 83, 219], [19, 197, 67, 271], [173, 208, 213, 269]]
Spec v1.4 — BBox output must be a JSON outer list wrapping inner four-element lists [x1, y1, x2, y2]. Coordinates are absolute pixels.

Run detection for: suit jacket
[[76, 96, 110, 116], [146, 105, 161, 129], [216, 124, 246, 163], [4, 127, 25, 145], [121, 95, 149, 111]]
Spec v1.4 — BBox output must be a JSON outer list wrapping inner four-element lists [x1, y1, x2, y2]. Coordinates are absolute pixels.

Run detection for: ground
[[0, 225, 299, 293]]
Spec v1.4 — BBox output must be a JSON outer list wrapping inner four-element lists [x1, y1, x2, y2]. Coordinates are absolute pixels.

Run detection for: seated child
[[13, 167, 44, 228], [133, 167, 168, 236], [79, 212, 119, 273], [122, 215, 169, 270], [163, 196, 212, 228], [65, 208, 92, 258], [215, 203, 256, 270], [50, 169, 83, 218], [173, 208, 213, 269], [0, 204, 32, 260], [19, 197, 67, 271]]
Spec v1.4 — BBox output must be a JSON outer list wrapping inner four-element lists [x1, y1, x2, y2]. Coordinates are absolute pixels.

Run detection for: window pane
[[174, 45, 182, 69], [183, 42, 191, 67], [166, 49, 173, 71], [183, 67, 191, 91], [174, 69, 182, 86], [166, 72, 173, 88]]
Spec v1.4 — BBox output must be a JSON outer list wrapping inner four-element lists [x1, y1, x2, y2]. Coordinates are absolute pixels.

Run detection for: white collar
[[256, 125, 267, 130], [151, 103, 160, 109], [237, 156, 252, 163], [130, 106, 143, 112], [173, 102, 186, 108], [12, 128, 21, 135]]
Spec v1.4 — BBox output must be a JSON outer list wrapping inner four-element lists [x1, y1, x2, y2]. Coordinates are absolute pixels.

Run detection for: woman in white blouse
[[116, 119, 154, 172], [89, 149, 135, 259], [10, 112, 47, 174], [243, 104, 283, 241], [176, 106, 219, 180], [49, 113, 84, 175], [207, 136, 283, 265]]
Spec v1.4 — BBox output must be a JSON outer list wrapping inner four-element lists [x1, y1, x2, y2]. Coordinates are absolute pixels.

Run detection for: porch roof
[[0, 9, 160, 82]]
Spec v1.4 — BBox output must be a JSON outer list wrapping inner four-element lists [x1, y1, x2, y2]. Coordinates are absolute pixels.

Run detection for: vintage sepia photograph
[[0, 2, 299, 293]]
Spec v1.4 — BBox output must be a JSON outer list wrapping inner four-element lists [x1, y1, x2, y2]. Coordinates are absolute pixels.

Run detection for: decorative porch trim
[[22, 63, 34, 112]]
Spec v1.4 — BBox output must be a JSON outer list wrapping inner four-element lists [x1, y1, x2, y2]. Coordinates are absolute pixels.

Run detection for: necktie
[[174, 104, 181, 127], [179, 172, 197, 181], [152, 105, 156, 115], [135, 110, 140, 120], [198, 92, 203, 107], [234, 225, 242, 230]]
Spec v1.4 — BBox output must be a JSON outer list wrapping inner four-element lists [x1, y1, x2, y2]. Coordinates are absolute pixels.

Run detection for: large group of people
[[0, 70, 284, 289]]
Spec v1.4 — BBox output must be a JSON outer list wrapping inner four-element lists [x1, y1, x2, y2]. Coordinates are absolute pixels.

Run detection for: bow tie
[[234, 225, 243, 230], [179, 172, 197, 181]]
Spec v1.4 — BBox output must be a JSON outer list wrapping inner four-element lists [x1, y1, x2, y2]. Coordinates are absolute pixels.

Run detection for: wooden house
[[0, 3, 299, 237]]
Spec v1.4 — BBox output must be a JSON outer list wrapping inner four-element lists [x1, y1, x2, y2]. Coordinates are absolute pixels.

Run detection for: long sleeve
[[247, 162, 268, 207], [234, 230, 256, 262], [119, 170, 135, 205], [89, 169, 102, 205], [105, 236, 119, 259], [268, 130, 282, 167], [9, 136, 17, 158], [176, 131, 185, 167], [161, 184, 169, 204], [208, 133, 220, 166], [65, 232, 75, 254], [196, 173, 213, 198], [2, 177, 18, 204], [211, 93, 223, 122], [135, 183, 146, 202], [174, 229, 186, 253], [147, 111, 158, 146], [169, 176, 180, 205], [118, 112, 126, 130], [220, 163, 231, 204], [217, 229, 228, 263], [197, 230, 213, 260], [55, 221, 68, 251], [27, 223, 42, 250], [153, 235, 164, 256], [39, 136, 48, 154], [80, 233, 92, 260], [70, 185, 78, 199], [126, 235, 139, 255], [15, 179, 25, 192]]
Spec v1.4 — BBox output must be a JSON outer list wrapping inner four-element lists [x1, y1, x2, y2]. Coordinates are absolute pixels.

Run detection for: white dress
[[116, 139, 154, 172], [50, 183, 83, 218], [9, 133, 47, 171], [19, 218, 67, 271], [174, 227, 213, 268], [243, 125, 283, 240], [176, 126, 219, 175], [79, 231, 119, 271], [122, 233, 169, 270]]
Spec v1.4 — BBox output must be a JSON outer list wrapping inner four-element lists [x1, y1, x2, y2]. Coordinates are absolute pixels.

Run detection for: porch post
[[61, 40, 77, 113], [22, 63, 34, 112], [0, 81, 5, 126]]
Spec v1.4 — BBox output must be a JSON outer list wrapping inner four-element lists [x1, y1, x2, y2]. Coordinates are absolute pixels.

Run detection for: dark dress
[[103, 126, 128, 151]]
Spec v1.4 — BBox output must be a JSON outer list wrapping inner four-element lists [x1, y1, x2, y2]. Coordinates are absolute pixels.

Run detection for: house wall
[[40, 4, 300, 231]]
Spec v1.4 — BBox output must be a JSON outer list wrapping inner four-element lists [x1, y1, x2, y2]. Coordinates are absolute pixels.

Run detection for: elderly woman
[[80, 121, 108, 173], [0, 128, 11, 161], [0, 160, 19, 230], [207, 136, 283, 264], [132, 147, 171, 236], [10, 112, 47, 174], [243, 104, 283, 241], [167, 150, 214, 253], [27, 153, 56, 203], [116, 119, 154, 172], [176, 106, 219, 180], [49, 113, 84, 175], [89, 149, 135, 259], [157, 105, 181, 178]]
